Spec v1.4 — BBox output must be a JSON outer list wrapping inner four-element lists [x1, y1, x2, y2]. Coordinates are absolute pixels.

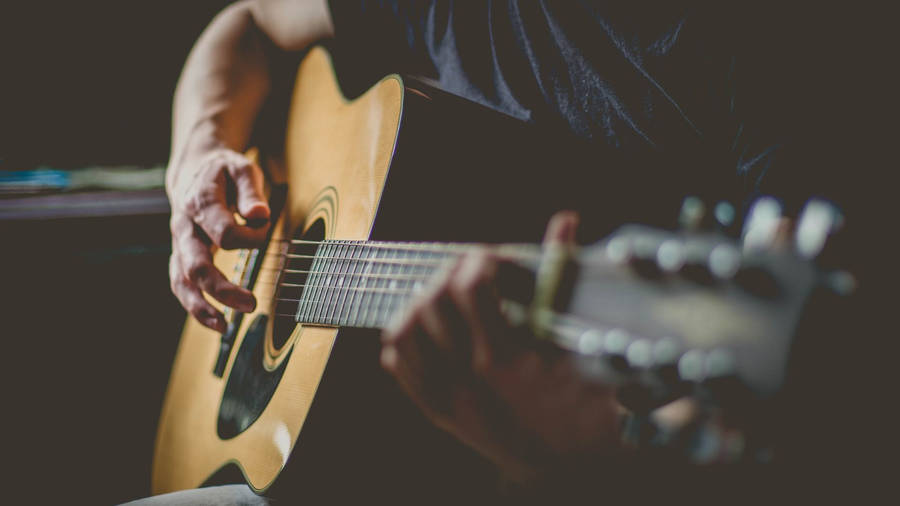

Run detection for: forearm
[[167, 0, 333, 188]]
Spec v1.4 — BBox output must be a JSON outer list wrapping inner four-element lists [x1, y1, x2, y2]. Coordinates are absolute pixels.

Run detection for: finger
[[193, 198, 269, 249], [417, 260, 472, 359], [169, 252, 226, 332], [227, 160, 270, 223], [543, 210, 579, 245], [186, 164, 268, 249], [771, 218, 793, 251], [450, 250, 510, 374], [381, 316, 430, 404], [175, 224, 256, 312], [384, 313, 459, 416]]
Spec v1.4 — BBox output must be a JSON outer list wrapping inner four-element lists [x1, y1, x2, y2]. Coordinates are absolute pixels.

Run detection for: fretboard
[[291, 240, 466, 329]]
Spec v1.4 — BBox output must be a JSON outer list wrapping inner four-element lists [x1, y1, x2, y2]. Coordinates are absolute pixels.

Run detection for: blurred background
[[1, 2, 231, 503], [0, 2, 888, 503]]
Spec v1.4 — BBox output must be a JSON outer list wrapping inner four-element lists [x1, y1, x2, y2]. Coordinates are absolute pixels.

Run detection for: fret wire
[[262, 240, 546, 267], [266, 243, 470, 256], [264, 279, 441, 298], [372, 244, 409, 327], [385, 247, 430, 326], [342, 241, 366, 327], [355, 242, 373, 326], [281, 253, 447, 266], [315, 241, 335, 325], [300, 242, 324, 324], [326, 241, 351, 325], [313, 241, 340, 323], [372, 246, 396, 328], [384, 245, 406, 327], [365, 245, 388, 328], [358, 245, 380, 327], [257, 268, 433, 281], [381, 248, 413, 327], [287, 239, 481, 254], [328, 241, 348, 326], [391, 246, 424, 325], [257, 245, 546, 268], [310, 242, 334, 325], [269, 285, 422, 297]]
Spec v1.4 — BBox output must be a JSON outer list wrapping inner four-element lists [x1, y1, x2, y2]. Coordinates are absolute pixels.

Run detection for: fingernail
[[246, 217, 270, 229], [239, 297, 256, 313], [244, 202, 270, 221], [208, 317, 226, 333]]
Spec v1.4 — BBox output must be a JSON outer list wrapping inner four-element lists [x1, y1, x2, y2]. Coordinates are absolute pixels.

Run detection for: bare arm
[[167, 0, 333, 330]]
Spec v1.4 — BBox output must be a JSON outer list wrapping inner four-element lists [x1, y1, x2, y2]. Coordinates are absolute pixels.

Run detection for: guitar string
[[260, 289, 415, 324], [256, 248, 431, 322], [255, 269, 431, 324], [266, 253, 448, 267], [271, 238, 497, 252], [262, 239, 545, 260], [253, 246, 516, 326], [255, 270, 434, 282], [246, 250, 557, 275], [260, 289, 414, 324], [260, 284, 420, 298], [229, 241, 587, 324]]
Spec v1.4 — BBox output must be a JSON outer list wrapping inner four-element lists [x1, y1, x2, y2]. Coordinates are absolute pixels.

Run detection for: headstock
[[539, 197, 853, 409]]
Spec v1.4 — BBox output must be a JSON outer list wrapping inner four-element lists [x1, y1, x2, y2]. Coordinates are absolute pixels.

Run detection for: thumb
[[229, 160, 270, 223], [543, 210, 579, 246]]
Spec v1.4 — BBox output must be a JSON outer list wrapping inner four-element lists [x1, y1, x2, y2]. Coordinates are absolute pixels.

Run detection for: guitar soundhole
[[216, 218, 326, 440], [271, 218, 325, 350]]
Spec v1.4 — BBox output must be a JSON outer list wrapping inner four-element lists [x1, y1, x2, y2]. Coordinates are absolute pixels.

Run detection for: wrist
[[166, 123, 232, 195]]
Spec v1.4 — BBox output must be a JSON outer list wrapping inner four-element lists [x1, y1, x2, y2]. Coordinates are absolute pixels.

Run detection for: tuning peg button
[[742, 196, 783, 251], [656, 239, 686, 272], [708, 243, 741, 279], [605, 236, 631, 264], [678, 349, 706, 383], [626, 339, 653, 369], [679, 196, 706, 230], [713, 201, 737, 228], [604, 329, 631, 371], [652, 337, 682, 385], [795, 199, 844, 259]]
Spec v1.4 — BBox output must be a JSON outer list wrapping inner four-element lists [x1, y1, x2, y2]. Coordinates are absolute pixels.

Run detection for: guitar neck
[[282, 239, 538, 330]]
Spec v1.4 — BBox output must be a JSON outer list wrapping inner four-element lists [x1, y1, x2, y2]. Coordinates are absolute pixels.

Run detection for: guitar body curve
[[153, 46, 403, 494]]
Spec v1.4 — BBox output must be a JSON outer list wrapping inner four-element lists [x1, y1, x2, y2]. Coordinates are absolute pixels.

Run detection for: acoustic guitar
[[152, 46, 848, 495]]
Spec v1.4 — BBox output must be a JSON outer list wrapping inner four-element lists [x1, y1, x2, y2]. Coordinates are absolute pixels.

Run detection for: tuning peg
[[679, 196, 706, 230], [795, 199, 844, 259], [604, 329, 632, 371], [713, 201, 737, 228], [742, 196, 783, 251]]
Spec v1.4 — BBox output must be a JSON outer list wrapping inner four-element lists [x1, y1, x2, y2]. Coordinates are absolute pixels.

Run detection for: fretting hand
[[380, 212, 625, 480]]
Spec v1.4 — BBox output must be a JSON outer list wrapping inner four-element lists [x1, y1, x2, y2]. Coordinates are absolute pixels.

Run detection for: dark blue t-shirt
[[325, 1, 807, 219]]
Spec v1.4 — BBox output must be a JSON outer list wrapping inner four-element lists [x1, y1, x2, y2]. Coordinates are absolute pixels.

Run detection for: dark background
[[0, 2, 890, 503], [1, 1, 232, 168], [1, 2, 232, 504]]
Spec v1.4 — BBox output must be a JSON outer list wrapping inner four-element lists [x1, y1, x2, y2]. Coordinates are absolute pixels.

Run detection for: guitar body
[[154, 47, 403, 494], [154, 46, 680, 498]]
